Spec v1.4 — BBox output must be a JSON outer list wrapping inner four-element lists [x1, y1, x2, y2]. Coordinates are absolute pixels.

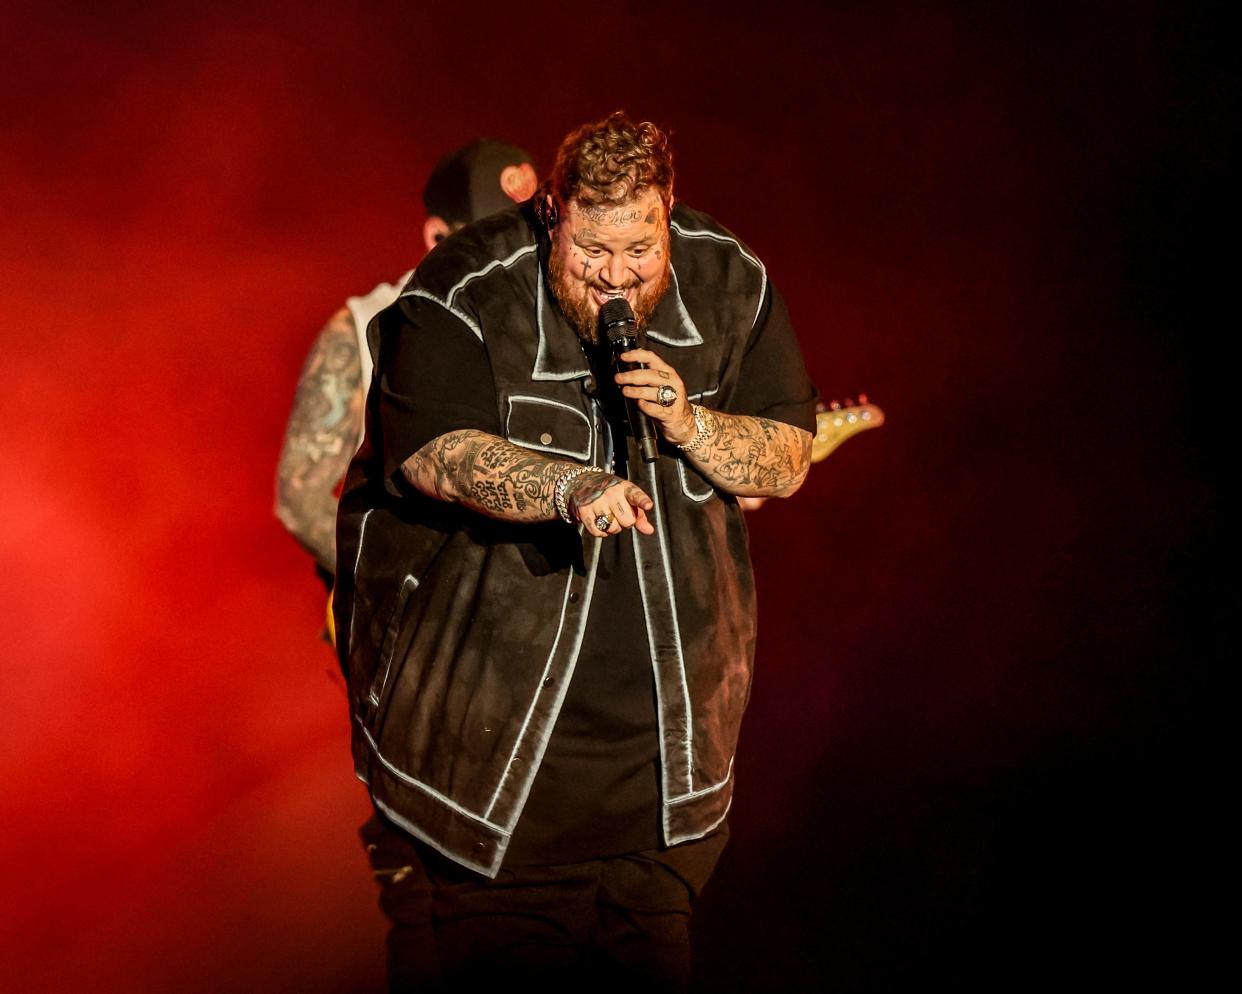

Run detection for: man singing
[[336, 112, 817, 990]]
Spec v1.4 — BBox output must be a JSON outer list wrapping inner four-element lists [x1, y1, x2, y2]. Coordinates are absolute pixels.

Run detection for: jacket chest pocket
[[505, 394, 593, 461], [675, 380, 720, 501]]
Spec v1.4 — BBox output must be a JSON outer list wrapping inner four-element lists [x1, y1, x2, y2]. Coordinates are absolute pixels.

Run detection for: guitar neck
[[811, 402, 885, 463]]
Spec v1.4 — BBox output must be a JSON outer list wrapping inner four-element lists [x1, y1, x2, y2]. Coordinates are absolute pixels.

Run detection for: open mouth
[[591, 286, 636, 308]]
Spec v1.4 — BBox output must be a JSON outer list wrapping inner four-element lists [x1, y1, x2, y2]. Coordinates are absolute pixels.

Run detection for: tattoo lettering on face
[[582, 259, 589, 280], [576, 204, 643, 226], [644, 208, 657, 223]]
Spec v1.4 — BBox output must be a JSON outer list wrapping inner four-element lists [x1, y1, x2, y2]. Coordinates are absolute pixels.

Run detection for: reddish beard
[[547, 239, 672, 346]]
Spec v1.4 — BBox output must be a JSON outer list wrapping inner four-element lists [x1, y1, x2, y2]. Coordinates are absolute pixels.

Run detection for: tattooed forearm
[[683, 412, 812, 498], [275, 308, 365, 571], [402, 432, 647, 533], [401, 430, 574, 521]]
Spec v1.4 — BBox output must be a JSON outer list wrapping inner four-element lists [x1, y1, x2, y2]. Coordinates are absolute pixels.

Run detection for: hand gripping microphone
[[600, 298, 660, 464]]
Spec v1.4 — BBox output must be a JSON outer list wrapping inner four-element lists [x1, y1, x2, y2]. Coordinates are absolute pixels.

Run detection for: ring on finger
[[656, 384, 678, 408], [594, 513, 613, 531]]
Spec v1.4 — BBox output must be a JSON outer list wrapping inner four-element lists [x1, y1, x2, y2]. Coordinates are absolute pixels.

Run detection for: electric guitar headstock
[[812, 394, 885, 463]]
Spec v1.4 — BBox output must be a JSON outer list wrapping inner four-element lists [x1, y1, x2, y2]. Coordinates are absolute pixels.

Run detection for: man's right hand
[[403, 430, 656, 534], [567, 471, 655, 538]]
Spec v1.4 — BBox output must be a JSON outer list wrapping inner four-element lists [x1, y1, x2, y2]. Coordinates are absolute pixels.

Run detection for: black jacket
[[335, 201, 816, 876]]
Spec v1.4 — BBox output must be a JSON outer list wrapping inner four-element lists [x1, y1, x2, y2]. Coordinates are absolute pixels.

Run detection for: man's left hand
[[615, 349, 697, 446]]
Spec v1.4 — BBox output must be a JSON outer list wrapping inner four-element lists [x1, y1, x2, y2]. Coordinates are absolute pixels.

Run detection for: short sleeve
[[374, 295, 502, 489], [723, 283, 818, 433]]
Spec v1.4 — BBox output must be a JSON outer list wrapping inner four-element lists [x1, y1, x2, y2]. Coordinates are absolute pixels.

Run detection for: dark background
[[0, 1, 1224, 990]]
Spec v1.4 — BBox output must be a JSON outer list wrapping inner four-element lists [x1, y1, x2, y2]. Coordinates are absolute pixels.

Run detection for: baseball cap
[[422, 139, 535, 225]]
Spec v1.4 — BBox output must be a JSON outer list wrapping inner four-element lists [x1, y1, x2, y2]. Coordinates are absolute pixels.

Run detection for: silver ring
[[594, 513, 613, 531], [656, 384, 678, 408]]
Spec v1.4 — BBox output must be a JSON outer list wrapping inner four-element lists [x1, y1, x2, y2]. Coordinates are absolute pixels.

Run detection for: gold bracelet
[[678, 404, 716, 453]]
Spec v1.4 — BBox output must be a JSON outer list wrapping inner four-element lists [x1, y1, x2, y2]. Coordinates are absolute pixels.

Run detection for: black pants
[[361, 814, 728, 993]]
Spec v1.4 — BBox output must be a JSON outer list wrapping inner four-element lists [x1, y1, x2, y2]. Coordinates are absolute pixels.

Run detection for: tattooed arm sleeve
[[681, 281, 815, 499], [274, 308, 365, 571], [682, 412, 813, 498], [399, 429, 572, 521], [402, 430, 655, 539]]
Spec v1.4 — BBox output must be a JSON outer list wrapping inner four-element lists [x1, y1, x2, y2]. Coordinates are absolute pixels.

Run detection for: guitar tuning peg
[[843, 397, 854, 408], [815, 401, 827, 413], [858, 392, 868, 404], [828, 400, 842, 411]]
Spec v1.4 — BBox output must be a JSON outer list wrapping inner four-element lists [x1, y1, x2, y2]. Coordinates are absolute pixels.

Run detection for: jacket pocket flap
[[505, 394, 592, 461]]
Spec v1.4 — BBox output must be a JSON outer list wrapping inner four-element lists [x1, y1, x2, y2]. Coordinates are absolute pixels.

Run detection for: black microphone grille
[[599, 297, 636, 331]]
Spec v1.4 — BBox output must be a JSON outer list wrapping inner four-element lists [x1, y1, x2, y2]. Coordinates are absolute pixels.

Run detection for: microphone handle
[[615, 356, 660, 464]]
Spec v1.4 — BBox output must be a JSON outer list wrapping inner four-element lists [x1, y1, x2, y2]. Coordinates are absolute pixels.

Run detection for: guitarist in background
[[274, 140, 538, 593]]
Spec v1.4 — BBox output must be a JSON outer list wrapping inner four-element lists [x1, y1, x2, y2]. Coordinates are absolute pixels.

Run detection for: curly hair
[[543, 111, 674, 211]]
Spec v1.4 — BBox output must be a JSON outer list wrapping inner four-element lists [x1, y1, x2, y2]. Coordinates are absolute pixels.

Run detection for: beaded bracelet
[[554, 464, 605, 524]]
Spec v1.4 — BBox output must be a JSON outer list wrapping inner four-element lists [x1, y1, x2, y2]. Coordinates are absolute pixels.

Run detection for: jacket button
[[568, 592, 580, 603], [540, 432, 553, 445], [542, 677, 553, 688]]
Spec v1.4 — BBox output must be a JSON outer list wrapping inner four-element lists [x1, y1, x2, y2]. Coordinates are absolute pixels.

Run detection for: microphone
[[600, 298, 659, 464]]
